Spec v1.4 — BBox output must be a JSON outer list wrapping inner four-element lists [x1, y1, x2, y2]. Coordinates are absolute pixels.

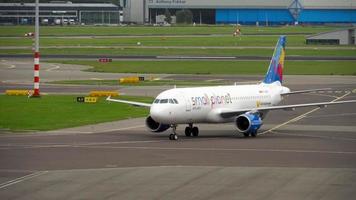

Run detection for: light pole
[[32, 0, 40, 97]]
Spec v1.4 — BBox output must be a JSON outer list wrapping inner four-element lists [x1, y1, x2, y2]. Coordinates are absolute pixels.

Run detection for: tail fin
[[263, 36, 286, 84]]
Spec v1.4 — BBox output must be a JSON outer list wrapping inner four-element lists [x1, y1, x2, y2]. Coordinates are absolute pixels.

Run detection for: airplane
[[107, 36, 356, 140]]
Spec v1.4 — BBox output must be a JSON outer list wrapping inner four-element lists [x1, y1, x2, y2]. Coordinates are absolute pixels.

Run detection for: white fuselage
[[150, 82, 290, 125]]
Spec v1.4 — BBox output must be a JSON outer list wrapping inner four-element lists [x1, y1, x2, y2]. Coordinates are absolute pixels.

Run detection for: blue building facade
[[216, 9, 356, 25], [216, 9, 294, 25], [298, 9, 356, 24]]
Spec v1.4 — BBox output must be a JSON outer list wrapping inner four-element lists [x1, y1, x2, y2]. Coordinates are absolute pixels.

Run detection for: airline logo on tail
[[263, 36, 286, 84]]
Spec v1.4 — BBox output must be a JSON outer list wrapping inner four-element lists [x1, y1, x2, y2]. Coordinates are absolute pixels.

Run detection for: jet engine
[[145, 116, 170, 132], [235, 113, 263, 136]]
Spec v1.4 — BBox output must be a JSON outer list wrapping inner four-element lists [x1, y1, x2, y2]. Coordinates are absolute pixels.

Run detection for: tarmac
[[0, 59, 356, 199], [1, 54, 356, 61]]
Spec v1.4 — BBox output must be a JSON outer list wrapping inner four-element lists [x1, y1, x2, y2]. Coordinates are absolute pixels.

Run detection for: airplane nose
[[150, 105, 172, 124], [150, 105, 164, 122]]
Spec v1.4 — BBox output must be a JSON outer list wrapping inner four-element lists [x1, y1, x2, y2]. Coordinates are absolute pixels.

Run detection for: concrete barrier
[[89, 91, 119, 97], [5, 90, 32, 96], [119, 77, 140, 84]]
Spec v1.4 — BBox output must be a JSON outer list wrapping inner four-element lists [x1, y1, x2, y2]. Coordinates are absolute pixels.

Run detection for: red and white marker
[[33, 52, 40, 96]]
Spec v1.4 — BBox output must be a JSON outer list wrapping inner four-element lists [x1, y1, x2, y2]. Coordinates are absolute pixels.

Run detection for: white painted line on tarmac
[[78, 145, 356, 155], [100, 125, 145, 133], [77, 140, 166, 146], [304, 112, 356, 119], [156, 56, 236, 59], [271, 130, 356, 142], [0, 125, 142, 138], [0, 125, 145, 139], [0, 139, 166, 150], [205, 79, 223, 82], [0, 171, 48, 189], [260, 92, 351, 135], [1, 61, 16, 69], [305, 93, 338, 98], [46, 65, 60, 71]]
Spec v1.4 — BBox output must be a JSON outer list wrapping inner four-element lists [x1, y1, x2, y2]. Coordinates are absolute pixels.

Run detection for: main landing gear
[[185, 123, 199, 137], [243, 132, 257, 138]]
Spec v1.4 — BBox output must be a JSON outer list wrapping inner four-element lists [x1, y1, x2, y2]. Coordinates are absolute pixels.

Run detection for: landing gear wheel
[[185, 127, 192, 137], [243, 132, 250, 137], [250, 132, 257, 137], [169, 134, 178, 140], [192, 127, 199, 137], [169, 125, 178, 141]]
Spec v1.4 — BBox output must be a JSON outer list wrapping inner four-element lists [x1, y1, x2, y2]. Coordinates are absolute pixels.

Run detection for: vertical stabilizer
[[263, 36, 286, 84]]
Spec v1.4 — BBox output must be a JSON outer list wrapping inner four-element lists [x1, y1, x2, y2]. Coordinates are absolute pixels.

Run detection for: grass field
[[0, 25, 340, 37], [1, 25, 354, 58], [50, 79, 228, 86], [51, 60, 356, 75], [0, 35, 309, 47], [1, 47, 355, 57], [0, 95, 152, 131]]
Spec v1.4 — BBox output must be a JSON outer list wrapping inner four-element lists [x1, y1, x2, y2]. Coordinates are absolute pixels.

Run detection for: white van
[[69, 19, 75, 25]]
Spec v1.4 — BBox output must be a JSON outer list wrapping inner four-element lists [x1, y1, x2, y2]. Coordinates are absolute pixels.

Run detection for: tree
[[164, 9, 172, 24], [175, 9, 193, 24]]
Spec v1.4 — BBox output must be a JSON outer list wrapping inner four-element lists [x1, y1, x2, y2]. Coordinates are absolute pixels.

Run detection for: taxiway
[[0, 59, 355, 199]]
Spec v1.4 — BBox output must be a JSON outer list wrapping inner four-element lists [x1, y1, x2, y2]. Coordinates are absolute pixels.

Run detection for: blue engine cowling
[[235, 113, 263, 134], [145, 116, 170, 132]]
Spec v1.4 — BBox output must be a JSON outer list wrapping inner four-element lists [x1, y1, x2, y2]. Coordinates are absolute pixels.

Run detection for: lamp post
[[32, 0, 40, 97]]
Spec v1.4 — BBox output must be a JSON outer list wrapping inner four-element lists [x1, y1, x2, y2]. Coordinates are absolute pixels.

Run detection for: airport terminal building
[[123, 0, 356, 25]]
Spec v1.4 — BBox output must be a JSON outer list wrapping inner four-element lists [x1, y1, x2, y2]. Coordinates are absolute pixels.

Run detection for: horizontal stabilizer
[[281, 88, 332, 96]]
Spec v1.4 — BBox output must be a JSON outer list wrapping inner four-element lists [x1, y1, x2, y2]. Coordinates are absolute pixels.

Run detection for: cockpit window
[[160, 99, 168, 104], [155, 98, 178, 104]]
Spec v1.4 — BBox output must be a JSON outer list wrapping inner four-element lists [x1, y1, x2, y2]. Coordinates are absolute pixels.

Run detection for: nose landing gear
[[169, 125, 178, 140]]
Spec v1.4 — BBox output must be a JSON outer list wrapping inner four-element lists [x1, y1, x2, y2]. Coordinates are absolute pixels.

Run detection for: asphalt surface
[[1, 59, 356, 199]]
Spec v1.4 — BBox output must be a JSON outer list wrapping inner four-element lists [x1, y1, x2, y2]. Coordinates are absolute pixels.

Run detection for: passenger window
[[169, 99, 174, 104], [173, 99, 178, 104], [160, 99, 168, 104], [154, 99, 160, 104]]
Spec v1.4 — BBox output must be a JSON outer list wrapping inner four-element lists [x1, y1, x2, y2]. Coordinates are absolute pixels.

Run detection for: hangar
[[0, 2, 121, 25], [122, 0, 356, 25], [306, 28, 356, 45]]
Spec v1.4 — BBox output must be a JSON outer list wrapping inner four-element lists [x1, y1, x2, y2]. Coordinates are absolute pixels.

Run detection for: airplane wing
[[281, 88, 331, 96], [106, 96, 152, 107], [220, 99, 356, 118]]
